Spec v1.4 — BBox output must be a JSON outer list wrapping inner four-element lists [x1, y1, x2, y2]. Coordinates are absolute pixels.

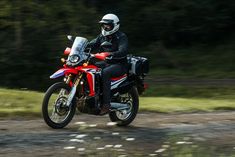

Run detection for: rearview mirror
[[67, 35, 74, 42]]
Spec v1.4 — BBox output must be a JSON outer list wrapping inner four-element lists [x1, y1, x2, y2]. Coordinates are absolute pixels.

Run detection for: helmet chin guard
[[99, 14, 120, 36]]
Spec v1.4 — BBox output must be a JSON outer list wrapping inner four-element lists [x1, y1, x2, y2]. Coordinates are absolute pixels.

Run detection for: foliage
[[0, 0, 235, 90], [0, 1, 100, 89]]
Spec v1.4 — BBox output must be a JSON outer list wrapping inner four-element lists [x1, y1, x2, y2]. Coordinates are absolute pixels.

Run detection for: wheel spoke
[[42, 83, 77, 129], [114, 93, 133, 120], [48, 88, 71, 123], [50, 109, 59, 123]]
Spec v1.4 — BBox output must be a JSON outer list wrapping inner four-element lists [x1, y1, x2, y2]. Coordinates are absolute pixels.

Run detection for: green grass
[[0, 88, 43, 117], [140, 97, 235, 113], [0, 86, 235, 117], [140, 85, 235, 112]]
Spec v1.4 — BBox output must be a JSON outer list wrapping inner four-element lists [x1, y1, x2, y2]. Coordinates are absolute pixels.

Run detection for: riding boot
[[99, 104, 110, 115]]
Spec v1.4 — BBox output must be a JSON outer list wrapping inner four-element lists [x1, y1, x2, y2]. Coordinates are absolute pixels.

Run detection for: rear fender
[[50, 68, 78, 79]]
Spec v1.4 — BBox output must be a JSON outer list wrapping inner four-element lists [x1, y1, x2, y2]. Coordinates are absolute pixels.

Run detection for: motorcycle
[[42, 36, 149, 129]]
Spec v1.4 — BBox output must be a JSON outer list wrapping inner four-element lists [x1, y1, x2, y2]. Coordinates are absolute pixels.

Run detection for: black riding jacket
[[88, 31, 128, 64]]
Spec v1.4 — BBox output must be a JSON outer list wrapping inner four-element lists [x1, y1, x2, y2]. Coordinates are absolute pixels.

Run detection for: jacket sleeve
[[111, 33, 128, 58], [87, 35, 101, 52]]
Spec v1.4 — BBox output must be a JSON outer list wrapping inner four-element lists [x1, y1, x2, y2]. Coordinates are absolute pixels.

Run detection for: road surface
[[0, 112, 235, 157]]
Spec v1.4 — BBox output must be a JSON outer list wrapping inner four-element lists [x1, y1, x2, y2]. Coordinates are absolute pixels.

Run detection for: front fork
[[65, 73, 83, 107]]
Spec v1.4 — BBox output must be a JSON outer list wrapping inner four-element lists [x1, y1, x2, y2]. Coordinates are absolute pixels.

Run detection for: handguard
[[94, 52, 110, 60], [64, 47, 71, 55]]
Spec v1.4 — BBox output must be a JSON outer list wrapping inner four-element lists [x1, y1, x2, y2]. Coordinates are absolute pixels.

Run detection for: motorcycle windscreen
[[67, 37, 89, 65]]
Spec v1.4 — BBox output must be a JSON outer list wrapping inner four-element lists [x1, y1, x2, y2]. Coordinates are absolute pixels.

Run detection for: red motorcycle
[[42, 36, 149, 129]]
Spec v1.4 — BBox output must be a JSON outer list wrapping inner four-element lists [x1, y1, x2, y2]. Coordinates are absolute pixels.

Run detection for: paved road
[[0, 112, 235, 157]]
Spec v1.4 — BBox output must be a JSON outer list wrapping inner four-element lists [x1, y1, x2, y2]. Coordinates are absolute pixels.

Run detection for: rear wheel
[[109, 86, 139, 126], [42, 82, 76, 129]]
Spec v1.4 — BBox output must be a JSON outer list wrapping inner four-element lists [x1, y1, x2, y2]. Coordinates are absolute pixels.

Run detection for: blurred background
[[0, 0, 235, 91], [1, 2, 235, 156]]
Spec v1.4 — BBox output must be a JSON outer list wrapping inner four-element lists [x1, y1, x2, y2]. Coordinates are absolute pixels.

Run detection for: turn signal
[[83, 63, 88, 67], [61, 58, 66, 63]]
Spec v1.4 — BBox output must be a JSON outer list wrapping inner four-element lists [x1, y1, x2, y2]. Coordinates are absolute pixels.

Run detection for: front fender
[[50, 68, 78, 79]]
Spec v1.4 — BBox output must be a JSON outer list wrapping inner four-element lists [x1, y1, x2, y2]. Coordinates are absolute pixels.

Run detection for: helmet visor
[[101, 24, 113, 31]]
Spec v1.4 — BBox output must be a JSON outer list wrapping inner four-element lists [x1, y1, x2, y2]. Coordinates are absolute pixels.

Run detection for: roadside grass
[[141, 85, 235, 113], [140, 97, 235, 113], [0, 88, 43, 117], [0, 86, 235, 117]]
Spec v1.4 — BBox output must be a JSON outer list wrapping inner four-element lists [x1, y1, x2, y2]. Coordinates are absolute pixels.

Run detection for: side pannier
[[128, 55, 149, 75]]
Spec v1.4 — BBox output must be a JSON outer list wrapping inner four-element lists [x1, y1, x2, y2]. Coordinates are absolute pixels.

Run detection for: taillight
[[144, 83, 148, 89]]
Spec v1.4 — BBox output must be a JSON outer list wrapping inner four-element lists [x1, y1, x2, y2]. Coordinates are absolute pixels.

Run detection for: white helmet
[[99, 14, 120, 36]]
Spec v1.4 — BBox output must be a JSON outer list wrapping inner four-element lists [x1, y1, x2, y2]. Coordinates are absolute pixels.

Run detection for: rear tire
[[42, 82, 76, 129], [109, 86, 139, 126]]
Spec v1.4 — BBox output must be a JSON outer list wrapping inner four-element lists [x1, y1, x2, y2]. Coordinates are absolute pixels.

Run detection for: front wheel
[[109, 86, 139, 126], [42, 82, 76, 129]]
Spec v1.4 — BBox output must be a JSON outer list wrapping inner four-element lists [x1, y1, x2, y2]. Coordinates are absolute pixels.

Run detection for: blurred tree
[[0, 0, 235, 89]]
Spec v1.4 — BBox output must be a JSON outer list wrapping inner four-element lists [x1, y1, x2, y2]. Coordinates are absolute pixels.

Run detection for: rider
[[88, 13, 128, 115]]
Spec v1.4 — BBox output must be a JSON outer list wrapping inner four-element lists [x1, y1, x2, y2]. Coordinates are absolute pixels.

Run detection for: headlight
[[69, 55, 80, 63]]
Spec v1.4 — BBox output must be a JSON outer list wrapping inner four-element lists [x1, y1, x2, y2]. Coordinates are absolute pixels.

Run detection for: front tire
[[42, 82, 76, 129], [109, 86, 139, 126]]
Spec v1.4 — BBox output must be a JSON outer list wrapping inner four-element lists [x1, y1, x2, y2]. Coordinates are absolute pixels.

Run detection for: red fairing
[[86, 72, 95, 96], [94, 52, 110, 60], [75, 65, 99, 97], [52, 65, 99, 96], [64, 47, 71, 55], [50, 67, 78, 79], [82, 65, 99, 70], [75, 65, 99, 71], [63, 68, 78, 75]]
